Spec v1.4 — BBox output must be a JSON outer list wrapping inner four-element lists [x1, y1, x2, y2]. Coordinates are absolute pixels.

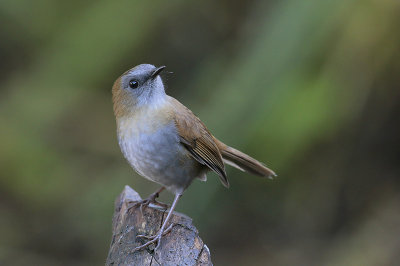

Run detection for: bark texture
[[106, 186, 212, 266]]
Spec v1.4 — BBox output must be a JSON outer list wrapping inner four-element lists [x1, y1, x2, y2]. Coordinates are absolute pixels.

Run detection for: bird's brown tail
[[215, 139, 276, 179]]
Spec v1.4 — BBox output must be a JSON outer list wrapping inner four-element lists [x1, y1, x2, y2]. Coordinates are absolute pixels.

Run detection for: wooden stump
[[106, 186, 212, 265]]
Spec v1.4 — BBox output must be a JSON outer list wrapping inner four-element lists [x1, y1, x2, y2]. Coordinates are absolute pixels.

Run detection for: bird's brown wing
[[170, 97, 229, 188]]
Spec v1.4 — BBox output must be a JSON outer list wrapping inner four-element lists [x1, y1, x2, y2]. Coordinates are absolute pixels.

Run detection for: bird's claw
[[133, 234, 162, 251], [134, 224, 175, 251], [127, 193, 168, 215]]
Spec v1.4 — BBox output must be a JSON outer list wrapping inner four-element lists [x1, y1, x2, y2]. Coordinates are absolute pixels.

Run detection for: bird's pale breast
[[117, 106, 204, 194]]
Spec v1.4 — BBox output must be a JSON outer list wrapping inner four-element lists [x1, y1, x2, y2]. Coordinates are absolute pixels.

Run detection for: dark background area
[[1, 0, 400, 265]]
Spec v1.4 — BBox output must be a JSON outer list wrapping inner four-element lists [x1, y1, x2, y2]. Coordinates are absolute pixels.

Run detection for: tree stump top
[[106, 186, 212, 265]]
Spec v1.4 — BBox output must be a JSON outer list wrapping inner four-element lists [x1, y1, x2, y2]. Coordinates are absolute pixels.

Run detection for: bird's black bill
[[151, 66, 166, 79]]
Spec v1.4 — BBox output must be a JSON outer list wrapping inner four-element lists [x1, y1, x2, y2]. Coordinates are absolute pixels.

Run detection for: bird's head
[[112, 64, 166, 118]]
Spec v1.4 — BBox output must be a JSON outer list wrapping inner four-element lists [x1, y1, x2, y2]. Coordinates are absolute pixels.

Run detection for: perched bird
[[112, 64, 276, 251]]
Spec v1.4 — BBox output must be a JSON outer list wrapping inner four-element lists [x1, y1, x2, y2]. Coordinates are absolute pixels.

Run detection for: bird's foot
[[127, 191, 168, 214], [134, 223, 175, 251]]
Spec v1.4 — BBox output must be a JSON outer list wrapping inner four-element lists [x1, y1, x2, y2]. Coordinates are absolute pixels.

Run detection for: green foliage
[[1, 0, 399, 265]]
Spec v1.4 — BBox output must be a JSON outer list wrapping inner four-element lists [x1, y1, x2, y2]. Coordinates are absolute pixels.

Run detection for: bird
[[112, 64, 276, 251]]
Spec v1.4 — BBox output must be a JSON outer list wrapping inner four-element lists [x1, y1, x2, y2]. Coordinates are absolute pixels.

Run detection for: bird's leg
[[134, 193, 182, 251], [127, 187, 168, 213]]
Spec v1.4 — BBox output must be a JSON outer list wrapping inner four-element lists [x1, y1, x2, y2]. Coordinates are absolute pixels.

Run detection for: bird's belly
[[118, 121, 202, 193]]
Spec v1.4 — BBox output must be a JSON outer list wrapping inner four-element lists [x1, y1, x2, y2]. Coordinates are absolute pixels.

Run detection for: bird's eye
[[129, 80, 139, 89]]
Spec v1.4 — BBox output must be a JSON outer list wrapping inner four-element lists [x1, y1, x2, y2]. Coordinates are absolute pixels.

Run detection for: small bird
[[112, 64, 276, 251]]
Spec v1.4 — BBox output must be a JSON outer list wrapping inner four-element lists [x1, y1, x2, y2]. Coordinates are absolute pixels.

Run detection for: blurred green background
[[1, 0, 400, 265]]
